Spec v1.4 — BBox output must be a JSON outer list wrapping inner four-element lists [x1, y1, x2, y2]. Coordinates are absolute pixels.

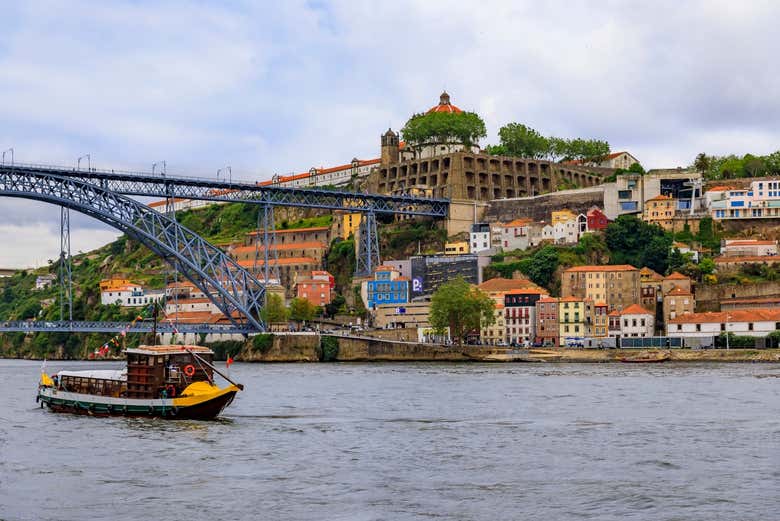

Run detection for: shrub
[[321, 336, 339, 362]]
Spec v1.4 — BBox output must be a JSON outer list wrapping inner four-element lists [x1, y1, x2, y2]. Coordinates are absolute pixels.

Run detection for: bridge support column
[[355, 210, 380, 278], [254, 203, 279, 293], [59, 207, 73, 322]]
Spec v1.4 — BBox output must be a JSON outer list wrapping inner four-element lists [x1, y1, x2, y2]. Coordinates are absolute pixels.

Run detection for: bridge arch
[[0, 170, 265, 331]]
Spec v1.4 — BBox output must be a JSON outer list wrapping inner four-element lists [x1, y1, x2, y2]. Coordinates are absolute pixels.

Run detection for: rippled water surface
[[1, 360, 779, 520]]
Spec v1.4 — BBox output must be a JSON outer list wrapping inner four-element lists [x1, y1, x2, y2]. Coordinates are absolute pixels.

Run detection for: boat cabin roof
[[57, 369, 126, 381], [126, 344, 214, 356]]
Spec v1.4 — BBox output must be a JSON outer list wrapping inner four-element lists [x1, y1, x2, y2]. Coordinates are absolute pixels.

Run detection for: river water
[[1, 360, 779, 520]]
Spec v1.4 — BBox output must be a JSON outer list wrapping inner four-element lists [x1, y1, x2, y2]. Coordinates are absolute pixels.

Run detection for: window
[[620, 202, 638, 212], [748, 323, 754, 331], [696, 324, 701, 332]]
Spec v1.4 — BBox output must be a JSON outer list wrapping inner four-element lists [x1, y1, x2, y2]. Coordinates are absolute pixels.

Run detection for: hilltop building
[[368, 93, 607, 202]]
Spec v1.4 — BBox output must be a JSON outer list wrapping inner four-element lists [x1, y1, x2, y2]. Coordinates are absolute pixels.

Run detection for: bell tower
[[381, 128, 399, 166]]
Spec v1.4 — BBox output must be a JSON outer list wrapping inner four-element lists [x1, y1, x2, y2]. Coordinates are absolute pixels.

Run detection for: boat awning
[[57, 369, 126, 381]]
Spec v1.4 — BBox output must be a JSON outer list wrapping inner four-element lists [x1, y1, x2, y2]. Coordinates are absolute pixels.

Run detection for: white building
[[667, 308, 780, 338], [100, 282, 165, 307], [35, 274, 56, 290], [709, 180, 780, 221], [720, 239, 778, 258], [470, 223, 492, 253], [500, 218, 533, 251], [615, 304, 654, 338]]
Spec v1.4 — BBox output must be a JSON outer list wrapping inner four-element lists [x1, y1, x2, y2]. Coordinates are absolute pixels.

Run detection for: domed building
[[426, 91, 463, 114]]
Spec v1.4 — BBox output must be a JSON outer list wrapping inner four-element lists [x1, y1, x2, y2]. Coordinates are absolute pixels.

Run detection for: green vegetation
[[260, 294, 288, 324], [289, 297, 319, 323], [206, 340, 245, 360], [278, 214, 333, 230], [429, 277, 495, 346], [605, 216, 673, 275], [715, 333, 756, 349], [485, 122, 610, 162], [321, 336, 339, 362], [381, 221, 446, 259], [692, 151, 780, 179], [401, 111, 487, 149], [326, 238, 356, 295], [250, 334, 273, 354]]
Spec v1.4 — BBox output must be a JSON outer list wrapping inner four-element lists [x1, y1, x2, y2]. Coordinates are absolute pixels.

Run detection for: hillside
[[0, 202, 334, 359]]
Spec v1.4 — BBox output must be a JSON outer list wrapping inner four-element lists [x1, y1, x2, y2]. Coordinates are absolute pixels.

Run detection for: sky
[[1, 0, 779, 267]]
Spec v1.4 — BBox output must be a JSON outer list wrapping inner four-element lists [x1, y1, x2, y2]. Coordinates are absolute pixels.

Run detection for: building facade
[[667, 308, 780, 338], [363, 266, 409, 310], [561, 265, 640, 311]]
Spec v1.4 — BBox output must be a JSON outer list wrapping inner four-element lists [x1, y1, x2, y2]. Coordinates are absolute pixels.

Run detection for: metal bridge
[[0, 162, 449, 217], [0, 321, 256, 334], [0, 160, 449, 334]]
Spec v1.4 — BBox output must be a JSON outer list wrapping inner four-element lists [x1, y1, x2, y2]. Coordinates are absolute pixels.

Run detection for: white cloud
[[1, 0, 780, 265], [0, 223, 118, 268]]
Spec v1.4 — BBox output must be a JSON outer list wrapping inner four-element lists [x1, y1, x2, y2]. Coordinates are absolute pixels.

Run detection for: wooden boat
[[619, 353, 672, 363], [37, 345, 242, 420]]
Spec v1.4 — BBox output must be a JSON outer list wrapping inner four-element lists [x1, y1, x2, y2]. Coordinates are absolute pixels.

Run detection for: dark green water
[[1, 360, 779, 520]]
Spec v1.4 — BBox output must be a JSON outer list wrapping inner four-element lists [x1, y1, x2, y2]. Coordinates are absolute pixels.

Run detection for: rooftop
[[668, 308, 780, 324], [127, 344, 214, 356], [426, 91, 463, 114], [564, 264, 638, 273], [478, 277, 539, 293], [664, 271, 689, 280], [620, 304, 653, 316], [247, 226, 329, 236]]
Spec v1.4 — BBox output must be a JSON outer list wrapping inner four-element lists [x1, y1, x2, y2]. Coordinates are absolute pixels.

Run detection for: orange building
[[296, 271, 335, 308]]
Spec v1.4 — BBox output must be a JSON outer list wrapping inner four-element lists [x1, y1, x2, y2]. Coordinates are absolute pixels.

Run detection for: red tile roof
[[231, 241, 327, 254], [668, 308, 780, 324], [620, 304, 653, 316], [236, 257, 317, 267], [247, 226, 329, 236], [664, 271, 689, 280], [723, 240, 776, 246], [714, 255, 780, 263], [564, 264, 638, 273], [478, 277, 538, 292]]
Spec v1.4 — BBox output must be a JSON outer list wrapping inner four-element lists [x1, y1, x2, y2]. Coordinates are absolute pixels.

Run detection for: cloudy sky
[[1, 0, 778, 267]]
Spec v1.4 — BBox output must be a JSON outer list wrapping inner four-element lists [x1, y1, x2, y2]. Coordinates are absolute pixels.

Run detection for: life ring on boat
[[183, 365, 196, 377]]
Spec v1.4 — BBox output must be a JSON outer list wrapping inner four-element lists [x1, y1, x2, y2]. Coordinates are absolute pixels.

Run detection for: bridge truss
[[0, 169, 266, 331]]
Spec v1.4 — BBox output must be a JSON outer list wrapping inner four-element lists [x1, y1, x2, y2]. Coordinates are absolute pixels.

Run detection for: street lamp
[[217, 166, 232, 184], [2, 148, 13, 165], [77, 154, 91, 171], [152, 161, 167, 178]]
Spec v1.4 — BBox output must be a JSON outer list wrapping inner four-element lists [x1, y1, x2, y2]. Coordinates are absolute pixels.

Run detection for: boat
[[619, 353, 672, 363], [37, 345, 243, 420]]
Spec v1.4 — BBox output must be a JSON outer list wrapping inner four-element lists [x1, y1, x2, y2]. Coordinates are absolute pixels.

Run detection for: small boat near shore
[[37, 345, 242, 420], [619, 353, 672, 363]]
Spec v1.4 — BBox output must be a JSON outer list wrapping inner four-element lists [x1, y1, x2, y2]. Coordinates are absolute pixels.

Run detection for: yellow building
[[480, 303, 506, 345], [551, 209, 577, 226], [643, 194, 677, 230], [558, 296, 585, 346], [340, 212, 361, 240], [445, 241, 470, 255], [99, 278, 133, 292]]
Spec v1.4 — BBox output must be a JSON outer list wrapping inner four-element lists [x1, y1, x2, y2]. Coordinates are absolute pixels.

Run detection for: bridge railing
[[0, 321, 257, 334]]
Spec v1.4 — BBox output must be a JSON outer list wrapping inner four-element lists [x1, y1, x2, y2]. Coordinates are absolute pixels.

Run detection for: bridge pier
[[355, 210, 380, 277]]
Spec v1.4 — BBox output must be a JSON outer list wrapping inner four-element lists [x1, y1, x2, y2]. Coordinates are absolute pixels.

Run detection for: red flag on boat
[[226, 355, 234, 367]]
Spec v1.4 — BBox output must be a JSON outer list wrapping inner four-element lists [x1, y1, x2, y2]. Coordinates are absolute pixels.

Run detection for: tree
[[693, 153, 711, 173], [401, 111, 487, 149], [605, 215, 672, 273], [627, 162, 645, 174], [699, 257, 715, 277], [496, 123, 550, 159], [429, 277, 495, 346], [260, 293, 288, 324], [522, 245, 560, 287], [289, 297, 318, 323]]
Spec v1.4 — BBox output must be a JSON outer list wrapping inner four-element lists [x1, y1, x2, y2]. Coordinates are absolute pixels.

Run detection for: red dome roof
[[427, 91, 463, 114]]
